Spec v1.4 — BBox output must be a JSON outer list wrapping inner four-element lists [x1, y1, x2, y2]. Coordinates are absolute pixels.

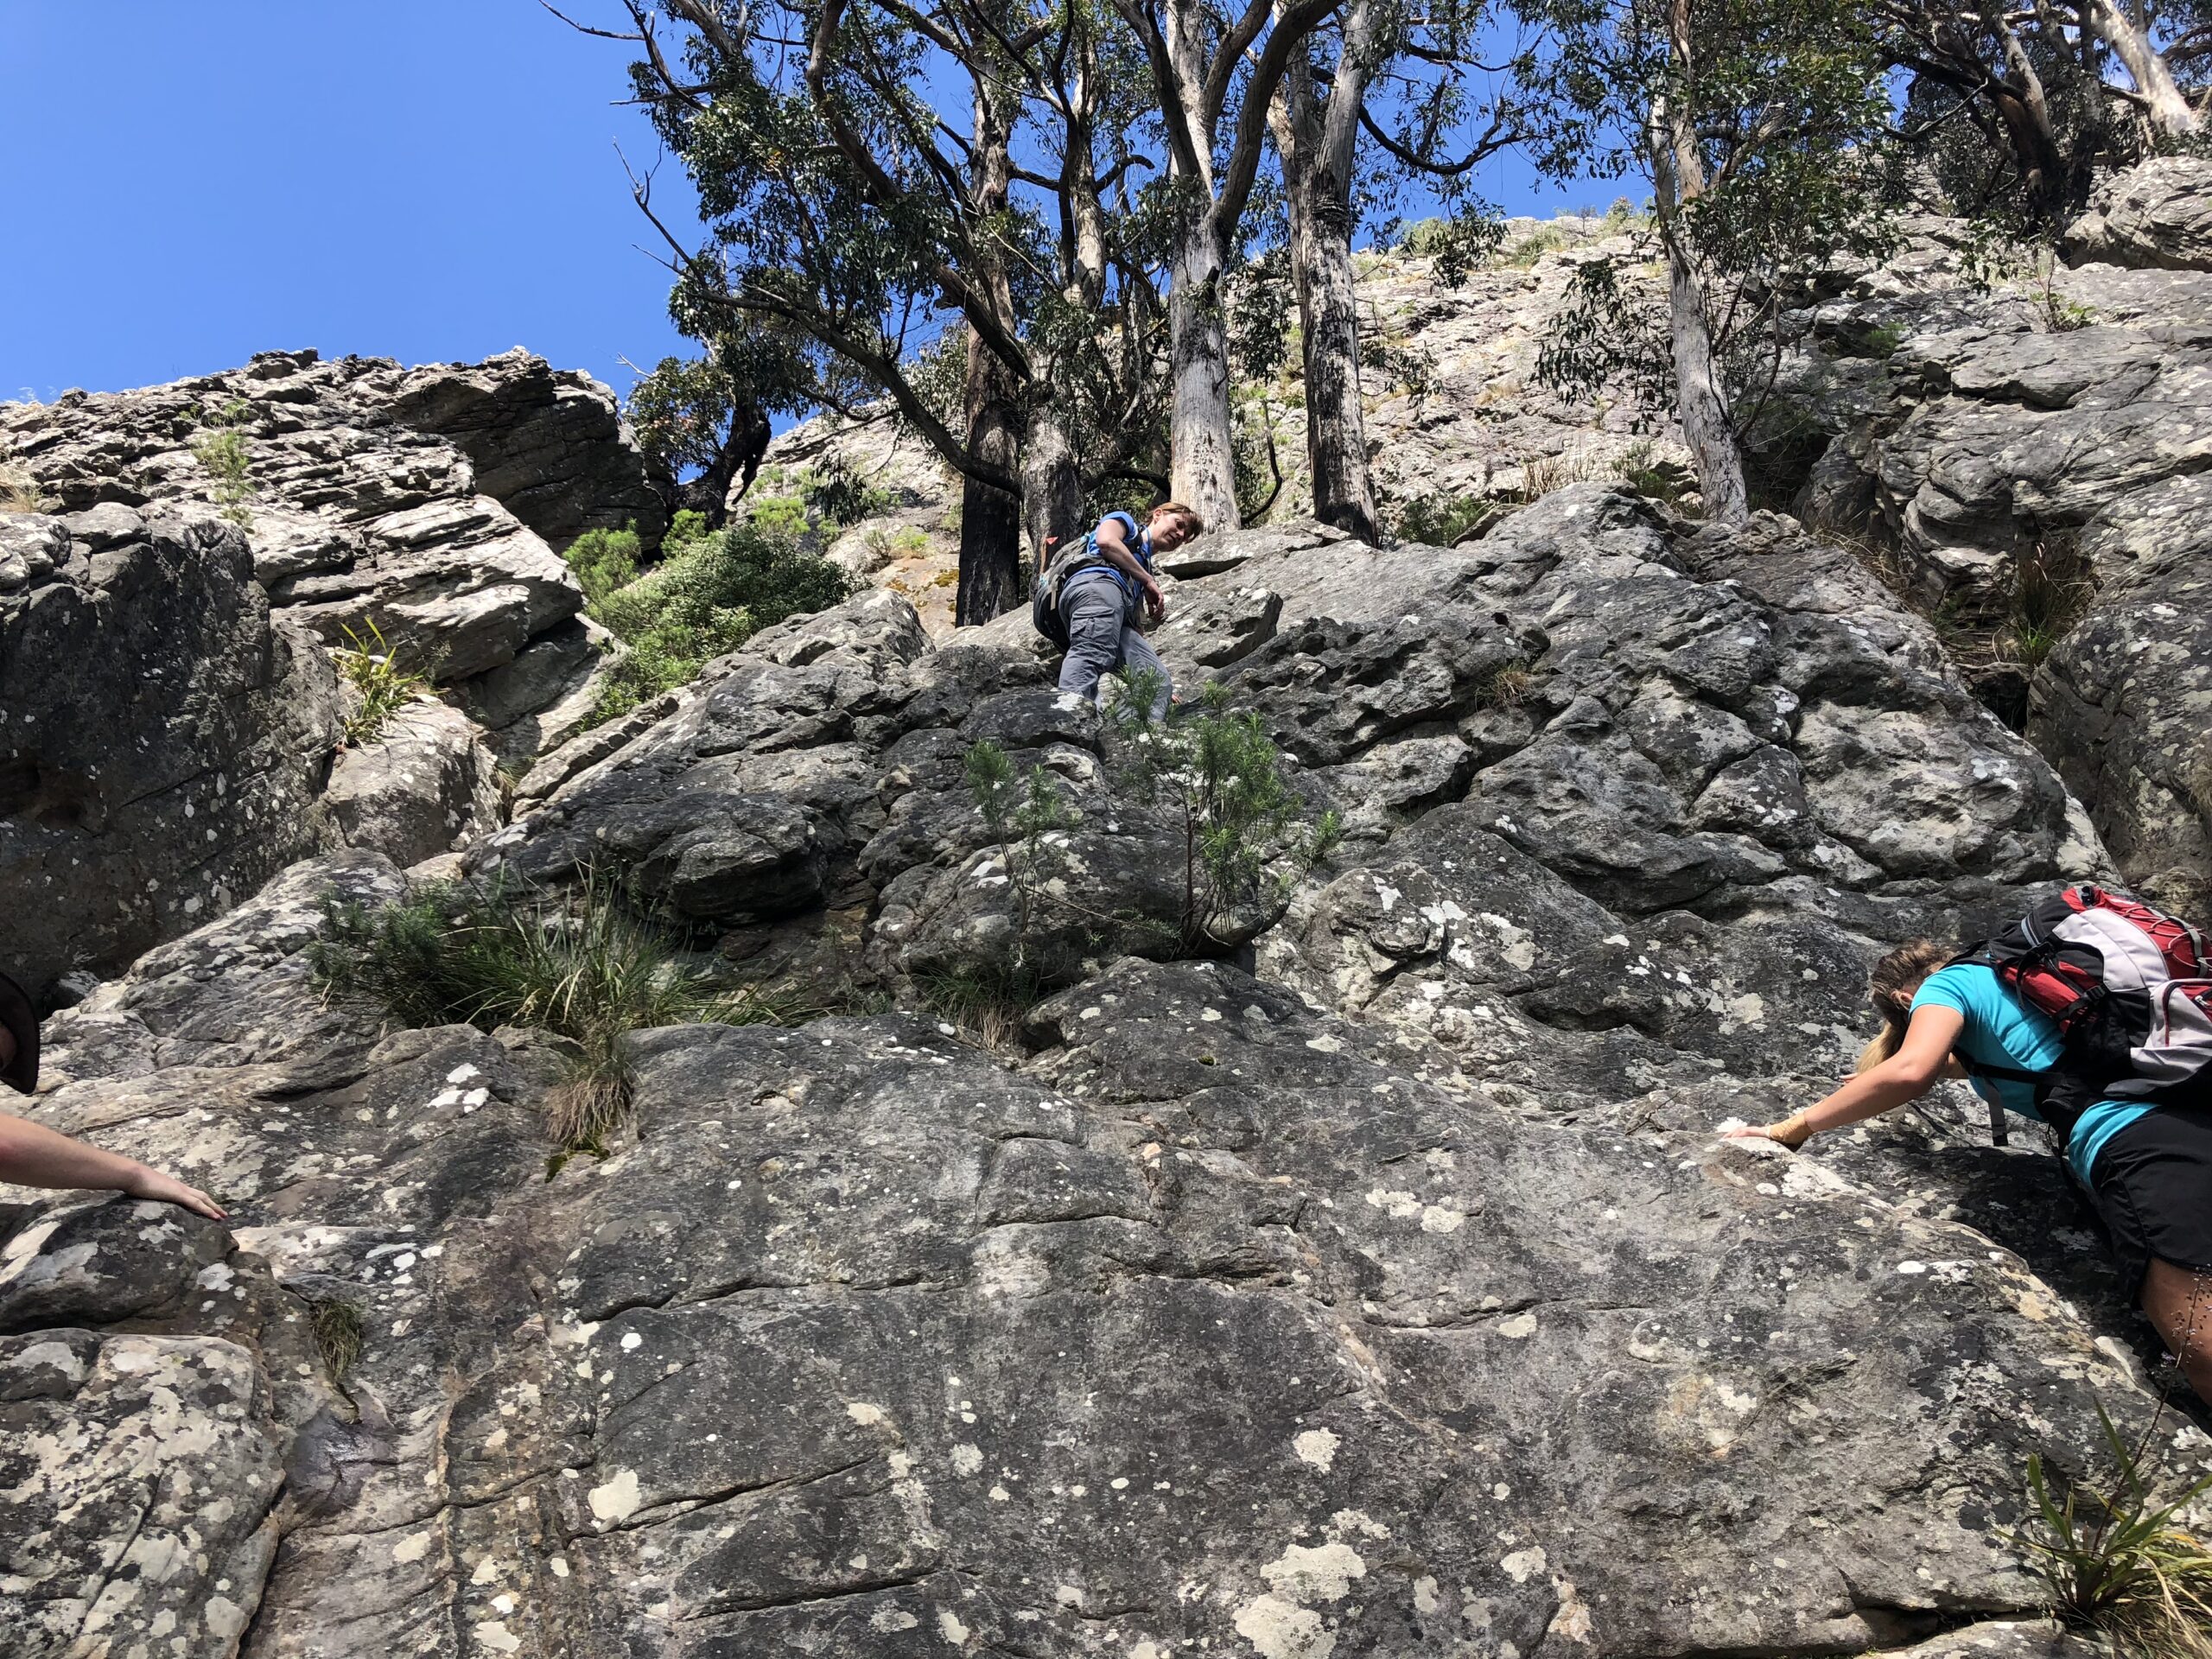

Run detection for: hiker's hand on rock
[[1142, 580, 1167, 625], [1726, 1114, 1812, 1149], [122, 1164, 229, 1220]]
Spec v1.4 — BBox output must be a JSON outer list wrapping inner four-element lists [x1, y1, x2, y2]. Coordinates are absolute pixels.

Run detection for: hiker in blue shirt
[[1057, 502, 1205, 720], [1728, 939, 2212, 1399]]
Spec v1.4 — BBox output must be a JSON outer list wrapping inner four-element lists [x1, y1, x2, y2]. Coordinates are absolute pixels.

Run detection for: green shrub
[[965, 739, 1077, 956], [664, 508, 710, 551], [744, 493, 811, 538], [585, 522, 850, 726], [190, 399, 257, 527], [1103, 676, 1340, 951], [333, 620, 430, 745], [310, 874, 786, 1152], [1395, 493, 1500, 547], [564, 525, 643, 605]]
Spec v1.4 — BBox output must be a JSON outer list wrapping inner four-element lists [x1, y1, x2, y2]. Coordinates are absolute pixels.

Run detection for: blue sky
[[0, 3, 1573, 405], [0, 1, 697, 402]]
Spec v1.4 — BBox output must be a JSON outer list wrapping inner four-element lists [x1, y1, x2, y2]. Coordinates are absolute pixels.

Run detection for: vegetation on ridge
[[310, 875, 791, 1154]]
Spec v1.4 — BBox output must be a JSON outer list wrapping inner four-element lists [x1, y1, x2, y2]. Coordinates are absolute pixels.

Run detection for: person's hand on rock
[[121, 1165, 229, 1220], [1724, 1114, 1813, 1149]]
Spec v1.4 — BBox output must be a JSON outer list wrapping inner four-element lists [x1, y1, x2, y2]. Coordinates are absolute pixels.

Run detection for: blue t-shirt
[[1910, 963, 2149, 1180], [1068, 511, 1153, 607]]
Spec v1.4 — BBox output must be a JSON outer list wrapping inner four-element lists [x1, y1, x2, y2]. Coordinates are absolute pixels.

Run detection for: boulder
[[388, 347, 668, 551], [1766, 168, 2212, 913], [0, 508, 344, 1005], [315, 702, 504, 869], [2063, 154, 2212, 271]]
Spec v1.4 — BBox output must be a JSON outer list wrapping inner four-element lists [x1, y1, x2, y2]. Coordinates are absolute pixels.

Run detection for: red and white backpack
[[1956, 885, 2212, 1128]]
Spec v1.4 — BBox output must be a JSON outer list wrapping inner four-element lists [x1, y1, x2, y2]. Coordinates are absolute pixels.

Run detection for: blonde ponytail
[[1855, 938, 1954, 1072]]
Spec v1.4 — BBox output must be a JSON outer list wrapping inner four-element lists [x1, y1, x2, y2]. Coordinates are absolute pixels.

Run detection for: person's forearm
[[1776, 1061, 1931, 1141], [0, 1112, 156, 1193], [1095, 541, 1155, 587]]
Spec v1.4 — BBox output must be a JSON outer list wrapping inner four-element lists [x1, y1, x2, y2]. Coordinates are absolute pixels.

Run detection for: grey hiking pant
[[1057, 572, 1172, 720]]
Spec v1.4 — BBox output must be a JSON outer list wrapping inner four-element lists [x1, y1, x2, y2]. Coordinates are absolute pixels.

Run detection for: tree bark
[[2079, 0, 2200, 134], [1020, 410, 1084, 575], [955, 73, 1025, 626], [1167, 208, 1241, 527], [1273, 11, 1382, 543], [1649, 76, 1747, 525], [682, 400, 769, 529], [1662, 236, 1747, 524]]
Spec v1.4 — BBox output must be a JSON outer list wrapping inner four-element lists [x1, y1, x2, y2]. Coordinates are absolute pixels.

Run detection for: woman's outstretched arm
[[0, 1111, 228, 1219], [1727, 1003, 1967, 1148]]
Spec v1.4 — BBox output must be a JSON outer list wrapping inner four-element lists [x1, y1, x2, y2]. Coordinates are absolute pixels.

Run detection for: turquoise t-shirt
[[1910, 963, 2149, 1181]]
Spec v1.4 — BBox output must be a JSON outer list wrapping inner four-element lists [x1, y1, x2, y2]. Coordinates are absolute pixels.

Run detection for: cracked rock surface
[[2, 481, 2197, 1657]]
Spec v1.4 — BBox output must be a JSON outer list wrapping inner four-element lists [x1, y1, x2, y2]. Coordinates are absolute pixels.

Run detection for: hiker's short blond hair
[[1151, 501, 1205, 537]]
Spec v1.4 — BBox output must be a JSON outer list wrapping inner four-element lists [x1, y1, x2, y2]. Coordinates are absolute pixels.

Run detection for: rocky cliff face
[[1, 350, 660, 1004], [4, 163, 2210, 1659], [1772, 158, 2212, 920], [0, 476, 2180, 1659]]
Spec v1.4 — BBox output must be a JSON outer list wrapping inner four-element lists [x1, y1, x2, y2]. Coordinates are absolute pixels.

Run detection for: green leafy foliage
[[310, 875, 786, 1152], [2019, 1401, 2212, 1656], [1102, 676, 1341, 951], [1393, 493, 1501, 547], [583, 521, 850, 726], [332, 620, 430, 746], [804, 457, 894, 527], [1521, 0, 1897, 461], [563, 525, 643, 606], [965, 739, 1077, 957]]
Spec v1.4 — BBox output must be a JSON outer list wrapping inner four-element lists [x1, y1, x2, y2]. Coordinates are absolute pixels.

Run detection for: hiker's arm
[[0, 1112, 229, 1220], [1728, 1003, 1964, 1148], [1093, 520, 1167, 620]]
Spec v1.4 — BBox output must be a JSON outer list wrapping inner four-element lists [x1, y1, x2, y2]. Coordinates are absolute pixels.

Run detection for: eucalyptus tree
[[1268, 0, 1522, 543], [569, 0, 1160, 624], [1520, 0, 1894, 524], [1107, 0, 1348, 530], [1878, 0, 2198, 232]]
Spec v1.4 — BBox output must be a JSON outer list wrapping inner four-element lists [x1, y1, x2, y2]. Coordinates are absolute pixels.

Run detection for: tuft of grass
[[309, 1297, 365, 1383], [1481, 663, 1533, 707], [1999, 541, 2095, 670], [1394, 492, 1500, 547], [2019, 1401, 2212, 1656], [333, 620, 431, 745], [309, 874, 791, 1154], [0, 462, 51, 515], [913, 963, 1050, 1055], [1500, 222, 1575, 268]]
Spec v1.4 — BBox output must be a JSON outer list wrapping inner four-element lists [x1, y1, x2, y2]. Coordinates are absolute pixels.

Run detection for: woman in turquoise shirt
[[1731, 939, 2212, 1399]]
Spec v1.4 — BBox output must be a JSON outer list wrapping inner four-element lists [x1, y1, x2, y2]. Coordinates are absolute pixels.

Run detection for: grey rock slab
[[2064, 155, 2212, 271], [0, 510, 345, 1005], [316, 700, 503, 868]]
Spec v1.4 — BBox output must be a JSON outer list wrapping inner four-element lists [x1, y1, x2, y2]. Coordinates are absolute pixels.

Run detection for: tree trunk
[[1662, 238, 1747, 524], [954, 73, 1025, 626], [1274, 18, 1381, 544], [2079, 0, 2200, 134], [1020, 410, 1084, 576], [956, 357, 1024, 626], [1649, 80, 1747, 525], [683, 400, 768, 529], [1167, 208, 1240, 527]]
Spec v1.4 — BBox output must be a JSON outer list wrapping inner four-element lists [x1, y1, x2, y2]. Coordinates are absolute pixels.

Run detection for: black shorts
[[2088, 1104, 2212, 1294]]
